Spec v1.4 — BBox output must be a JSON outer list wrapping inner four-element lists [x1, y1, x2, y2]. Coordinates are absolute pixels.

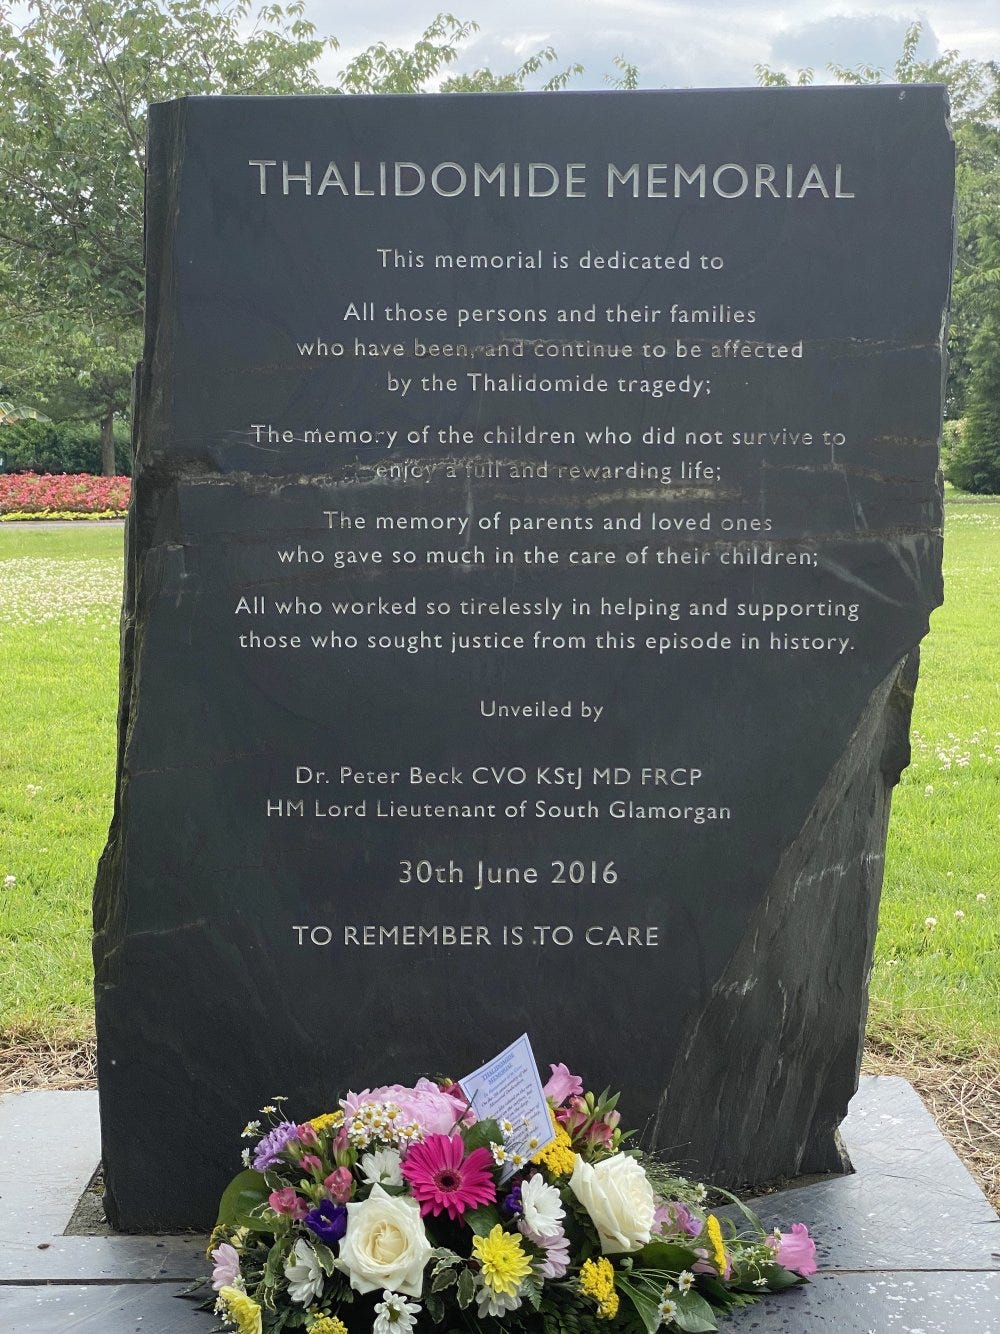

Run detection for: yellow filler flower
[[532, 1108, 576, 1177], [580, 1256, 619, 1320], [308, 1111, 344, 1133], [706, 1214, 728, 1274], [472, 1224, 532, 1297], [308, 1317, 348, 1334]]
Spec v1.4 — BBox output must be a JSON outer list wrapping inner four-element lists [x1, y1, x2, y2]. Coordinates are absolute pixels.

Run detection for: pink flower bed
[[0, 472, 130, 515]]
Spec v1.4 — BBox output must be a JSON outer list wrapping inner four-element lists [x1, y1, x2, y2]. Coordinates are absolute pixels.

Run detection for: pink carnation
[[769, 1223, 818, 1276], [268, 1187, 308, 1219], [341, 1078, 473, 1135]]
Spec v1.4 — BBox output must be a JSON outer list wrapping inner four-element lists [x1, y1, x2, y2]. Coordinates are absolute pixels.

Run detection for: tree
[[756, 22, 1000, 445], [0, 6, 591, 470], [0, 0, 333, 471]]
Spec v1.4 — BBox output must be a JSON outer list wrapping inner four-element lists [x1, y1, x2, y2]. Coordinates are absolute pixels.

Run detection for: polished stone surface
[[95, 89, 955, 1229], [2, 1077, 998, 1331]]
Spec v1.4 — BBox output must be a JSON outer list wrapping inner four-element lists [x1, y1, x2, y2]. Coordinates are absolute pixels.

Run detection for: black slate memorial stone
[[93, 88, 954, 1231]]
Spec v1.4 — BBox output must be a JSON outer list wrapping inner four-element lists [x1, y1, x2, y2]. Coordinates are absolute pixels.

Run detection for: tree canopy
[[1, 8, 996, 486]]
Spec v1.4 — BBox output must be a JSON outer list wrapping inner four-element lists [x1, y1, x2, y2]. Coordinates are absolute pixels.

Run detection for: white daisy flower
[[283, 1239, 324, 1306], [373, 1289, 421, 1334]]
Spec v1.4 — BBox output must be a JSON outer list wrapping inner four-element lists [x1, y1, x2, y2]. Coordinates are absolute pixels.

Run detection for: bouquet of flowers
[[207, 1064, 816, 1334]]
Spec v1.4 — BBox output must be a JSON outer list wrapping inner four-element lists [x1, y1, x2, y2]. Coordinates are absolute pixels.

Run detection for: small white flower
[[658, 1294, 678, 1323], [374, 1289, 421, 1334], [3, 875, 15, 888], [476, 1281, 521, 1319], [954, 909, 966, 920], [677, 1269, 694, 1293], [924, 785, 934, 795], [259, 1104, 276, 1115], [924, 917, 938, 929], [491, 1142, 508, 1165], [241, 1148, 252, 1167], [240, 1120, 261, 1138], [520, 1173, 565, 1238], [753, 1275, 768, 1288], [360, 1148, 403, 1187], [977, 893, 988, 902], [283, 1238, 325, 1306]]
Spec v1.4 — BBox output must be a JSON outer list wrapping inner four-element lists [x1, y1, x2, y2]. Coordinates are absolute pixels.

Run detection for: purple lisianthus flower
[[501, 1183, 523, 1218], [252, 1120, 301, 1171], [304, 1198, 348, 1245]]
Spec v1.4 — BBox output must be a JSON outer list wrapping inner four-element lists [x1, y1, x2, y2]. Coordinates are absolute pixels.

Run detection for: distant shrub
[[0, 419, 131, 476], [0, 473, 130, 517]]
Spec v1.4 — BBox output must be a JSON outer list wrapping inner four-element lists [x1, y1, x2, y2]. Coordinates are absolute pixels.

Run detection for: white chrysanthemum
[[373, 1289, 421, 1334], [360, 1148, 403, 1187], [677, 1270, 694, 1294], [283, 1238, 325, 1306], [519, 1173, 565, 1238], [476, 1281, 521, 1319]]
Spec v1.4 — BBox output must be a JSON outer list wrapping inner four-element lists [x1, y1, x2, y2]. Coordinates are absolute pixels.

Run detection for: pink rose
[[543, 1063, 584, 1106], [341, 1079, 471, 1136], [268, 1188, 307, 1219], [325, 1166, 354, 1202], [769, 1223, 818, 1276], [297, 1123, 320, 1148]]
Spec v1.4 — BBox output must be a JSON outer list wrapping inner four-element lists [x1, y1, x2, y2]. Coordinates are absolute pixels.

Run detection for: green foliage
[[947, 320, 1000, 493], [0, 418, 131, 475], [755, 21, 1000, 419], [0, 0, 333, 464]]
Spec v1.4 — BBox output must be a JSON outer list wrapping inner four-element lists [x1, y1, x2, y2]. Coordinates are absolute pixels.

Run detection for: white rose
[[336, 1185, 432, 1297], [568, 1153, 655, 1254]]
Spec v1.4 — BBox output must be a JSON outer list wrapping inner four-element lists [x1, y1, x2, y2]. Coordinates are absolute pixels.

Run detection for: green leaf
[[463, 1204, 502, 1237], [672, 1290, 719, 1332], [761, 1263, 804, 1291], [263, 1238, 286, 1288], [431, 1267, 458, 1292], [215, 1169, 270, 1229], [460, 1118, 502, 1155], [311, 1241, 336, 1276], [456, 1267, 476, 1309], [635, 1240, 699, 1272], [617, 1277, 663, 1334]]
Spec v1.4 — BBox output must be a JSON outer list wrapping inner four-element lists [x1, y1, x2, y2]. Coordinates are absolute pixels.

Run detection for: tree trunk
[[101, 407, 116, 477]]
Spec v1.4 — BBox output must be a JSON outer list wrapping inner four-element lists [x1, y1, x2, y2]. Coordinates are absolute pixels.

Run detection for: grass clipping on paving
[[1, 514, 998, 1208]]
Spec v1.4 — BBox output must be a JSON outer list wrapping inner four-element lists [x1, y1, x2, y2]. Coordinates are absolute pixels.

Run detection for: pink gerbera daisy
[[401, 1133, 497, 1221]]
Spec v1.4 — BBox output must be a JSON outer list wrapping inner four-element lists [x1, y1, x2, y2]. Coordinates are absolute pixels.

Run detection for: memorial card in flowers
[[206, 1037, 816, 1333]]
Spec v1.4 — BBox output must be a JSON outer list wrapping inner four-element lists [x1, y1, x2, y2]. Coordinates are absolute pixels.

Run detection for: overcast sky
[[310, 1, 998, 90]]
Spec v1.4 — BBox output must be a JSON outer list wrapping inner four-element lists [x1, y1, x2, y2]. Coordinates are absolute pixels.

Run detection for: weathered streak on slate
[[94, 89, 954, 1230]]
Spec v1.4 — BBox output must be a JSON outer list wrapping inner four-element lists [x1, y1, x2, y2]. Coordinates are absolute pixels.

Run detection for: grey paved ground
[[1, 1077, 997, 1332]]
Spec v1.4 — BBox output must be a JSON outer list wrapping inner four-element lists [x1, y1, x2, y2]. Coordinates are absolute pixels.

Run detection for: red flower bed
[[0, 472, 130, 515]]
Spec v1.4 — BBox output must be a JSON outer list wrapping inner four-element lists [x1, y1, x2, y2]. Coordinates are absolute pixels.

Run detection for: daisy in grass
[[400, 1133, 496, 1220]]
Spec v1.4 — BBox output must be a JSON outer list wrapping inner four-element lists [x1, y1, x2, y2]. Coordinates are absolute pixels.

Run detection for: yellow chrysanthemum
[[706, 1214, 727, 1274], [472, 1224, 533, 1297], [579, 1256, 619, 1320], [219, 1285, 263, 1334], [308, 1111, 344, 1132], [531, 1107, 576, 1177], [308, 1317, 349, 1334]]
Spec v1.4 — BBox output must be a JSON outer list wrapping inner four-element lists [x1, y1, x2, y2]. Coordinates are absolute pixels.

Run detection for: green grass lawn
[[0, 513, 997, 1052]]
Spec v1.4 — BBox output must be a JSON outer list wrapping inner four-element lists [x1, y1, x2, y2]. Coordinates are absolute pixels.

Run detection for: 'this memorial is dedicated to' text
[[94, 89, 954, 1230]]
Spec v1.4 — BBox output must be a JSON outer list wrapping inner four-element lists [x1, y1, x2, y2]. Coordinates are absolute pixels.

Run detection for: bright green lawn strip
[[0, 525, 122, 1040], [873, 507, 1000, 1051], [0, 516, 997, 1054]]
